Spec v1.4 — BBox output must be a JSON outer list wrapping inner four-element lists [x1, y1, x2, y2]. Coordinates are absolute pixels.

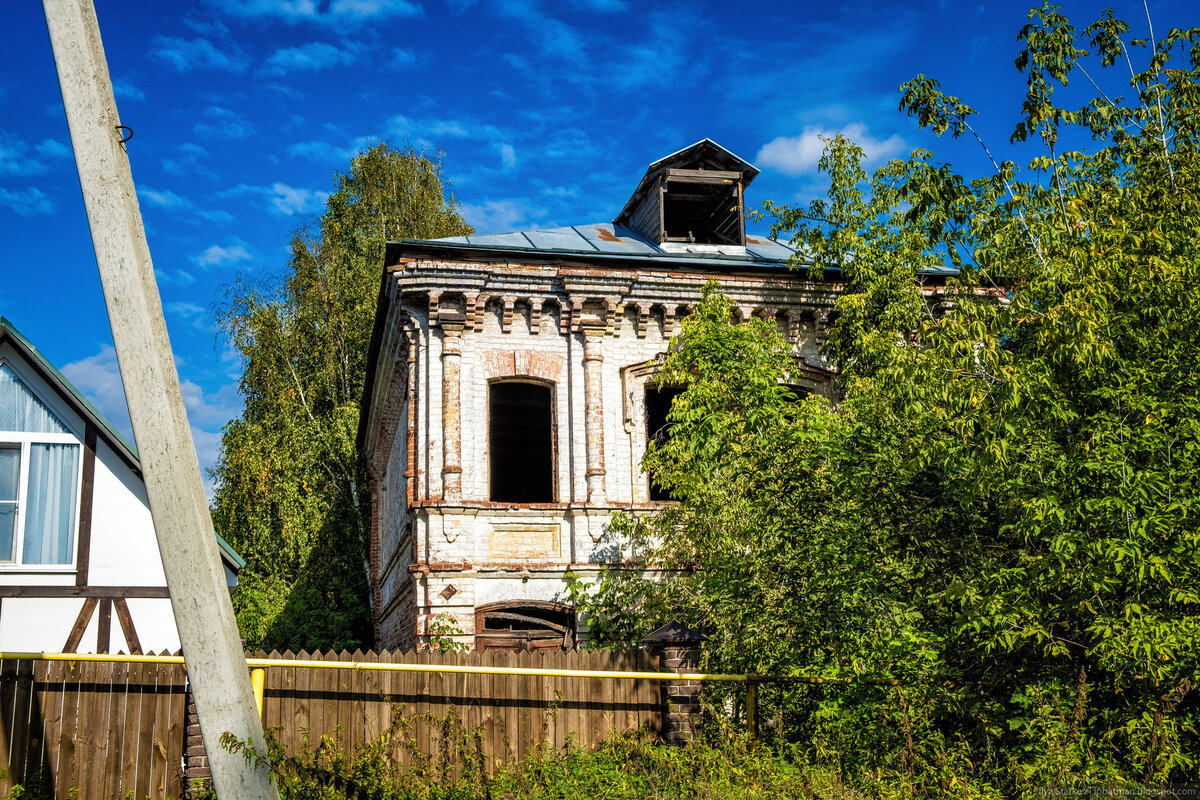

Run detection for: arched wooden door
[[474, 601, 575, 652]]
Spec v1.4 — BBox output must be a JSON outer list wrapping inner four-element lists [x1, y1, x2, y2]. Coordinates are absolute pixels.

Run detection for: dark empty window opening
[[784, 384, 811, 402], [475, 602, 575, 651], [662, 179, 743, 245], [645, 385, 685, 502], [489, 381, 554, 503]]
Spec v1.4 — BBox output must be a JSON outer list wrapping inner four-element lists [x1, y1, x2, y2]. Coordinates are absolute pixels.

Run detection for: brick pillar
[[182, 687, 211, 798], [440, 323, 463, 502], [642, 622, 704, 746], [581, 328, 607, 504]]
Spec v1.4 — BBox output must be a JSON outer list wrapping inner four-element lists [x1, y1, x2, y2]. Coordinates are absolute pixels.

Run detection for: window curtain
[[0, 365, 70, 434], [0, 447, 17, 561], [23, 443, 78, 565]]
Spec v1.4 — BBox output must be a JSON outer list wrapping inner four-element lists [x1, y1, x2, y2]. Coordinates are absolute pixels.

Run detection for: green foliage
[[211, 143, 472, 651], [221, 720, 824, 800], [427, 613, 470, 654], [573, 3, 1200, 793]]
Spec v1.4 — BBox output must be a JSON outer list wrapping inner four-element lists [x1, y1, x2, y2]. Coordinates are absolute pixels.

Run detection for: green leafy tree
[[575, 3, 1200, 791], [212, 144, 472, 652]]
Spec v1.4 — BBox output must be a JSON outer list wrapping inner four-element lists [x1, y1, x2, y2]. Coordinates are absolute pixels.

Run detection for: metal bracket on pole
[[40, 1, 278, 797]]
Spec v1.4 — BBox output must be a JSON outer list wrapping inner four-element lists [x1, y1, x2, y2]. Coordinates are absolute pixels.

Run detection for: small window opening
[[784, 384, 811, 402], [475, 602, 574, 651], [489, 381, 554, 502], [645, 385, 685, 502], [662, 178, 742, 245]]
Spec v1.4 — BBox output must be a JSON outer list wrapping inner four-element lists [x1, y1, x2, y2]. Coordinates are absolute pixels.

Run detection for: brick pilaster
[[182, 688, 211, 798], [641, 623, 704, 746]]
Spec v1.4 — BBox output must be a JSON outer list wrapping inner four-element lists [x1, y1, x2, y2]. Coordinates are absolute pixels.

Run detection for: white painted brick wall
[[372, 265, 837, 649]]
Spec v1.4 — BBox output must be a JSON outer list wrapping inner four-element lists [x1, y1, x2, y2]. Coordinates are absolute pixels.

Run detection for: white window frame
[[0, 357, 83, 572]]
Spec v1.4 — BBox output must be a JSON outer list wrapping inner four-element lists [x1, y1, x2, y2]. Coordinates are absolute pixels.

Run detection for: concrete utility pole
[[41, 2, 279, 798]]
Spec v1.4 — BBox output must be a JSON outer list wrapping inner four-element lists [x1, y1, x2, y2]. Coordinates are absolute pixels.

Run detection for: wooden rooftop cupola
[[613, 138, 760, 248]]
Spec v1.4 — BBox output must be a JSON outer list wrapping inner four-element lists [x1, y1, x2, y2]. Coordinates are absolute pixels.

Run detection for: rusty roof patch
[[595, 226, 621, 242]]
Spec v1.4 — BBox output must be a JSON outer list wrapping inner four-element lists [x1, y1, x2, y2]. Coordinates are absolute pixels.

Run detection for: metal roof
[[0, 316, 246, 571], [419, 222, 804, 271], [413, 222, 958, 276]]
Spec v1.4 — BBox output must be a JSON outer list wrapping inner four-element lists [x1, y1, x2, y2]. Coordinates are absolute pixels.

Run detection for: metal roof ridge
[[0, 316, 139, 459]]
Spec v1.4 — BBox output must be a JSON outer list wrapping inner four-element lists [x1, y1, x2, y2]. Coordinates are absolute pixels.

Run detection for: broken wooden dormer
[[613, 138, 760, 247]]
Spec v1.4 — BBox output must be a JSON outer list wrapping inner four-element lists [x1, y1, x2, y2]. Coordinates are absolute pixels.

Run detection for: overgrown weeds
[[218, 707, 830, 800]]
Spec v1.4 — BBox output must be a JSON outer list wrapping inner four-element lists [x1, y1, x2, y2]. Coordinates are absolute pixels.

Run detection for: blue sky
[[0, 0, 1192, 494]]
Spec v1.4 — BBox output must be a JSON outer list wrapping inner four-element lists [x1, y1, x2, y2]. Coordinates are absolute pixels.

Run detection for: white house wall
[[88, 439, 163, 586], [0, 337, 234, 655]]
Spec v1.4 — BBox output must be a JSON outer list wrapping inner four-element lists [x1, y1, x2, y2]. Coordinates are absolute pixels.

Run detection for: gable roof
[[615, 138, 760, 231], [0, 316, 245, 572]]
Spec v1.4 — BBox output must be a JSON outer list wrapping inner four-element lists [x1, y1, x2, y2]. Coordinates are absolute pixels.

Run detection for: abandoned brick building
[[358, 139, 851, 651]]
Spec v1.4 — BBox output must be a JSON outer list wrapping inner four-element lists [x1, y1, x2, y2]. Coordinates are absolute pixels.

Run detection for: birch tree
[[212, 144, 472, 651]]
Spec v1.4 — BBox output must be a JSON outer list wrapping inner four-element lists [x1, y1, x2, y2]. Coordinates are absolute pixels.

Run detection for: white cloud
[[460, 198, 545, 234], [182, 17, 231, 37], [194, 106, 255, 140], [328, 0, 421, 19], [260, 41, 360, 76], [289, 140, 350, 162], [269, 184, 327, 215], [165, 302, 212, 332], [193, 241, 252, 267], [113, 79, 146, 101], [0, 133, 49, 176], [0, 187, 54, 216], [35, 139, 71, 160], [149, 36, 248, 73], [756, 123, 906, 176], [211, 0, 421, 24], [60, 345, 133, 442], [179, 379, 243, 500], [61, 344, 238, 500], [166, 301, 206, 319], [389, 47, 417, 68], [386, 113, 505, 142], [224, 182, 329, 216], [180, 379, 242, 427], [497, 142, 517, 170], [156, 268, 197, 287], [194, 428, 224, 499], [139, 187, 191, 210], [162, 143, 214, 178], [569, 0, 626, 9], [137, 186, 232, 225]]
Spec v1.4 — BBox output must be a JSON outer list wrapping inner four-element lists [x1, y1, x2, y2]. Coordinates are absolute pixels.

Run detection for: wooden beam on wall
[[75, 423, 97, 586], [96, 597, 111, 653], [63, 597, 98, 653], [0, 586, 171, 598], [113, 598, 142, 654]]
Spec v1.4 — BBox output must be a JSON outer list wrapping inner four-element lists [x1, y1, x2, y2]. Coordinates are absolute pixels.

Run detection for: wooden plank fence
[[252, 648, 661, 768], [0, 653, 187, 800], [0, 648, 667, 799]]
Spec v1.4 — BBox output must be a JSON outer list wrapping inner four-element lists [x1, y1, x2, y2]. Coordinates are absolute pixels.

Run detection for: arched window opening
[[474, 602, 575, 651], [489, 381, 554, 503], [645, 384, 685, 502]]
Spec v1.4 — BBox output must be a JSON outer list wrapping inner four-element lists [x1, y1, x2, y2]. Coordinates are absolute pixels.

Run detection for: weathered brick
[[366, 259, 837, 652]]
